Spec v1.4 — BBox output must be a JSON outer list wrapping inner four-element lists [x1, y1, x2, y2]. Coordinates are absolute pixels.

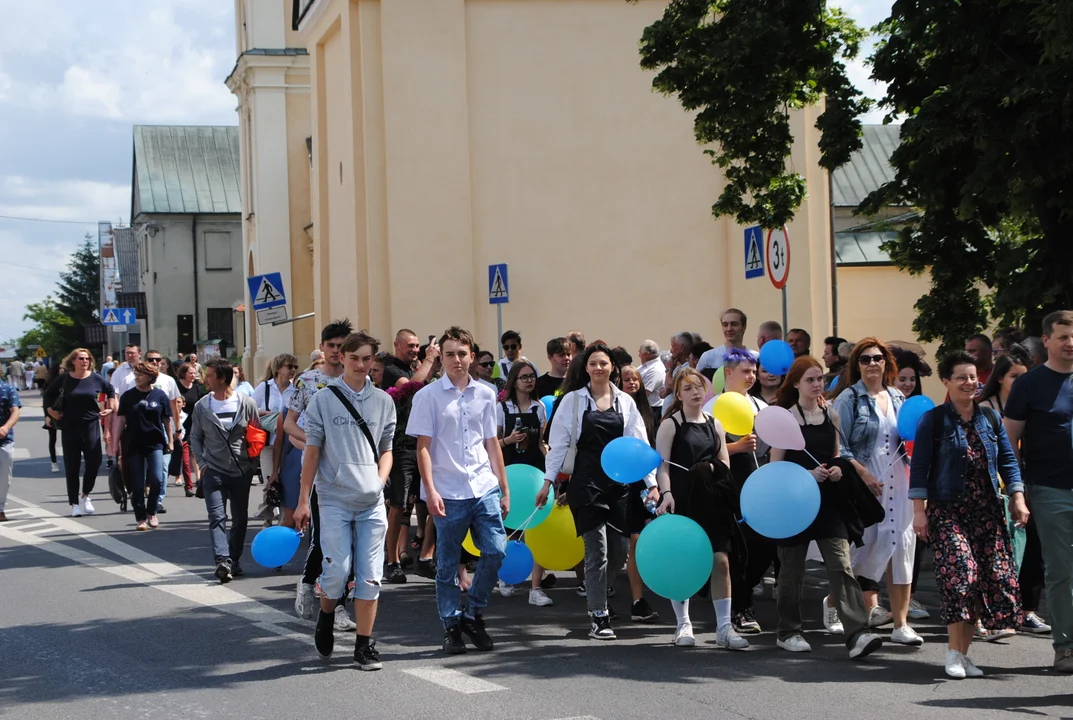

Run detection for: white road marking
[[11, 520, 51, 531], [401, 668, 507, 694], [11, 448, 30, 460]]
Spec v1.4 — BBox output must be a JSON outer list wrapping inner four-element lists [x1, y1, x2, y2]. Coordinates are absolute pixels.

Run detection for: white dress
[[849, 398, 916, 584]]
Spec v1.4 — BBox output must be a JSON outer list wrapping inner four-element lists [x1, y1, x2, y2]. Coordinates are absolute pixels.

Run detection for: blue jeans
[[317, 501, 388, 601], [157, 452, 171, 506], [433, 488, 507, 627], [202, 468, 252, 564], [1030, 485, 1073, 653], [128, 449, 163, 522]]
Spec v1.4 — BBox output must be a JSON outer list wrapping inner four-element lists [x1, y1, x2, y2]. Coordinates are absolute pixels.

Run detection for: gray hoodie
[[189, 392, 260, 476], [303, 376, 396, 510]]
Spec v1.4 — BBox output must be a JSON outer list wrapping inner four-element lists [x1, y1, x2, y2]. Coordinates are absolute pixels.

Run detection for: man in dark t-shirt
[[535, 337, 570, 400], [381, 329, 440, 390], [1004, 310, 1073, 674]]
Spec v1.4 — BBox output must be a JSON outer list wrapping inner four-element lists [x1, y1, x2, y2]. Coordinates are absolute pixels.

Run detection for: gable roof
[[831, 124, 902, 208], [132, 125, 242, 216]]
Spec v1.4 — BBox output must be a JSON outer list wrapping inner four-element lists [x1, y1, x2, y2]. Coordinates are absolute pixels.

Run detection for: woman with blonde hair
[[253, 353, 298, 482], [43, 349, 116, 517]]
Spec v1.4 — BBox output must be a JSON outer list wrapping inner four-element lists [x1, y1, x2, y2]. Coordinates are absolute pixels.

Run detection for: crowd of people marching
[[1, 308, 1071, 679]]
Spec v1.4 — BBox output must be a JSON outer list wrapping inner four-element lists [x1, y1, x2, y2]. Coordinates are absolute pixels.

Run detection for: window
[[207, 308, 234, 346], [204, 231, 233, 270]]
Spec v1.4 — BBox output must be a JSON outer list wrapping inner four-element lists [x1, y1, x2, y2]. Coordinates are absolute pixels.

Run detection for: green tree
[[17, 296, 74, 361], [863, 0, 1073, 350], [55, 233, 100, 329], [628, 0, 871, 229]]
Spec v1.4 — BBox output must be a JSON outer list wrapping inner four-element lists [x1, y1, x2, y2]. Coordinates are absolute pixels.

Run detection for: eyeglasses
[[146, 357, 162, 363], [478, 361, 495, 368], [517, 374, 536, 382], [76, 356, 91, 361], [859, 355, 885, 365], [952, 375, 979, 384], [502, 344, 519, 351], [287, 364, 299, 370]]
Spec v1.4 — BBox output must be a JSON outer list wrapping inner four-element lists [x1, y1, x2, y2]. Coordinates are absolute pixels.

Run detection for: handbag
[[559, 393, 580, 475], [259, 411, 280, 434], [246, 421, 268, 458]]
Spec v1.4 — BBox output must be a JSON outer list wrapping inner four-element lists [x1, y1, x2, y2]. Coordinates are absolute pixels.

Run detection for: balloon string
[[752, 451, 760, 469], [804, 450, 823, 468], [514, 505, 543, 534], [664, 459, 691, 471], [874, 447, 909, 482]]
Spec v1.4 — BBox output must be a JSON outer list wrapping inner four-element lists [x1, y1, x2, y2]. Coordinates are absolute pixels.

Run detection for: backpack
[[108, 463, 129, 512]]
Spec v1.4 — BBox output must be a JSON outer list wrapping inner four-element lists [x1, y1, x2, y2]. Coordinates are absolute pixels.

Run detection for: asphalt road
[[2, 390, 1071, 720]]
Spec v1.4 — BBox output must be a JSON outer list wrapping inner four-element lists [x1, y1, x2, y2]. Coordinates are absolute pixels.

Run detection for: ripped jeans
[[316, 501, 388, 601]]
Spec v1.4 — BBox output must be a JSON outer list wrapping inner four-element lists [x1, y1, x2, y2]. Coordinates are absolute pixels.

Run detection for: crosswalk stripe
[[401, 668, 506, 694]]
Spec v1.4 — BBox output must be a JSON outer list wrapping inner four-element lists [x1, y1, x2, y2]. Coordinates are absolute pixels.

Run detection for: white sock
[[671, 600, 690, 626], [714, 598, 732, 630]]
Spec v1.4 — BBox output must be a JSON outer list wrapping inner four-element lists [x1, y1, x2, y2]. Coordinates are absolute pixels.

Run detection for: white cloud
[[59, 67, 123, 120]]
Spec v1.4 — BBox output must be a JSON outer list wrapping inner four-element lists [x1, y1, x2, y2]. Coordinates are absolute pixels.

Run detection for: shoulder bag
[[327, 386, 380, 461], [559, 393, 580, 475]]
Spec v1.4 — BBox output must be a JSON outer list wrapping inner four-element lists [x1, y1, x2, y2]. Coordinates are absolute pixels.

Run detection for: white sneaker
[[79, 496, 95, 515], [945, 649, 967, 679], [673, 623, 695, 647], [849, 631, 884, 659], [961, 654, 984, 677], [496, 580, 515, 597], [891, 625, 924, 646], [51, 462, 59, 473], [70, 503, 83, 517], [907, 598, 931, 620], [777, 634, 812, 653], [294, 578, 315, 619], [867, 606, 893, 627], [528, 588, 553, 607], [715, 624, 749, 650], [822, 597, 844, 635], [333, 605, 356, 631]]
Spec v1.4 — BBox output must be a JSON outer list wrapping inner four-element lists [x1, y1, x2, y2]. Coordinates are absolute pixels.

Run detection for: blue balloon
[[600, 436, 661, 484], [635, 515, 714, 601], [251, 526, 301, 568], [740, 461, 821, 539], [897, 395, 935, 442], [499, 540, 533, 584], [540, 395, 557, 421], [758, 339, 795, 375]]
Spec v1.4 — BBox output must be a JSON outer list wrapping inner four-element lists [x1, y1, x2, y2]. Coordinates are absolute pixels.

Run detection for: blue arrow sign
[[102, 307, 136, 326], [248, 272, 287, 310]]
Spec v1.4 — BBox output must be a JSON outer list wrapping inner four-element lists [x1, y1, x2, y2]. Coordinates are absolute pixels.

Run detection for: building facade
[[227, 0, 316, 379], [131, 125, 245, 359]]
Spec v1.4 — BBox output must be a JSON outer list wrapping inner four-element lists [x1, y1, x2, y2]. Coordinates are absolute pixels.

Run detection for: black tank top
[[668, 411, 720, 489]]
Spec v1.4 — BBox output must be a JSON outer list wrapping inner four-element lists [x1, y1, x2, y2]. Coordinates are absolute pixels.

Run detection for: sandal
[[136, 521, 148, 531]]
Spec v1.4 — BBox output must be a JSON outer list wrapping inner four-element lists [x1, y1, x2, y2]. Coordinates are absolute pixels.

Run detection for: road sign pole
[[782, 286, 788, 341], [497, 304, 503, 354]]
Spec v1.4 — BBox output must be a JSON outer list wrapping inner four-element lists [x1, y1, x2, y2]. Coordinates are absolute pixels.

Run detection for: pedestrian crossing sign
[[488, 263, 509, 305], [247, 272, 287, 310], [745, 226, 764, 279]]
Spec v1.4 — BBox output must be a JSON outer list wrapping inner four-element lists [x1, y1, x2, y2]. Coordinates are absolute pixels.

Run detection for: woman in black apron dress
[[655, 368, 747, 650], [537, 344, 658, 640], [770, 356, 882, 660]]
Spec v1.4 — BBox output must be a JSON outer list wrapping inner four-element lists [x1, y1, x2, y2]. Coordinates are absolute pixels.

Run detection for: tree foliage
[[628, 0, 871, 229], [17, 234, 100, 360], [864, 0, 1073, 350]]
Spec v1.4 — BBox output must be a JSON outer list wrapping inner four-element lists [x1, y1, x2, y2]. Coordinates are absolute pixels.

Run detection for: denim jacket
[[830, 380, 906, 464], [908, 403, 1023, 502]]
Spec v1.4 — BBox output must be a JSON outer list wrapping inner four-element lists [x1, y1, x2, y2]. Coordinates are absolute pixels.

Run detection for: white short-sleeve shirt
[[406, 374, 500, 500]]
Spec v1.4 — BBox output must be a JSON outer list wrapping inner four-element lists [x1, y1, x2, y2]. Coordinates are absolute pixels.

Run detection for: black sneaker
[[460, 615, 494, 651], [385, 563, 407, 584], [589, 611, 616, 640], [540, 573, 557, 589], [315, 610, 334, 658], [230, 562, 244, 578], [416, 558, 437, 579], [607, 586, 617, 598], [734, 609, 761, 634], [185, 490, 195, 498], [354, 640, 382, 671], [399, 553, 415, 569], [576, 581, 587, 597], [443, 625, 467, 655], [214, 560, 232, 584], [609, 604, 619, 621], [156, 505, 167, 514], [631, 598, 659, 623]]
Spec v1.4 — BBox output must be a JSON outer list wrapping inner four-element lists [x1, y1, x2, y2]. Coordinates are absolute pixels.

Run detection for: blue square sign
[[488, 264, 509, 305], [744, 226, 764, 279], [248, 272, 287, 310]]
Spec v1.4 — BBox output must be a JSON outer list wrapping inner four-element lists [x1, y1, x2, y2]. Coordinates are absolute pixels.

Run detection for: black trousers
[[61, 420, 101, 506], [731, 524, 779, 613], [46, 425, 58, 464], [1018, 516, 1045, 612]]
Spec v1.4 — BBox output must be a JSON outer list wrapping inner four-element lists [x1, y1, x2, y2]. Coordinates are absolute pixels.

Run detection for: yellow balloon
[[525, 504, 584, 571], [462, 530, 481, 557], [713, 392, 755, 436]]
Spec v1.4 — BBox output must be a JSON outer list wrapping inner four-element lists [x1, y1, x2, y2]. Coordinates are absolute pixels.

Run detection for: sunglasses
[[859, 355, 885, 366], [479, 361, 495, 368], [287, 364, 299, 370], [146, 358, 162, 363], [502, 344, 519, 351], [517, 374, 536, 382]]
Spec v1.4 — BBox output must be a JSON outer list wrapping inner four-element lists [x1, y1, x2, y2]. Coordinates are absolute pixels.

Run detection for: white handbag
[[559, 394, 580, 475]]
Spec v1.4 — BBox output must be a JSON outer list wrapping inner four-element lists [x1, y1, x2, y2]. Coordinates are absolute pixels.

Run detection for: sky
[[0, 0, 893, 343]]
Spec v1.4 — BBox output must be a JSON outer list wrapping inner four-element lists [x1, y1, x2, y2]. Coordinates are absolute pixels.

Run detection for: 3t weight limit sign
[[766, 227, 790, 290]]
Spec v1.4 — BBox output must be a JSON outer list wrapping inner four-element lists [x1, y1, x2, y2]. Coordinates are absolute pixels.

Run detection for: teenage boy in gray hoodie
[[295, 331, 396, 670]]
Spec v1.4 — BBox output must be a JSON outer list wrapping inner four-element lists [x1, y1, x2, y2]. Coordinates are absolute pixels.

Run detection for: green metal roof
[[832, 124, 903, 208], [835, 231, 897, 265], [132, 126, 242, 216]]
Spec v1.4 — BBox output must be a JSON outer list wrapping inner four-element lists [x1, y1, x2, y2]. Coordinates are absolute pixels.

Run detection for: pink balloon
[[754, 405, 806, 451]]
